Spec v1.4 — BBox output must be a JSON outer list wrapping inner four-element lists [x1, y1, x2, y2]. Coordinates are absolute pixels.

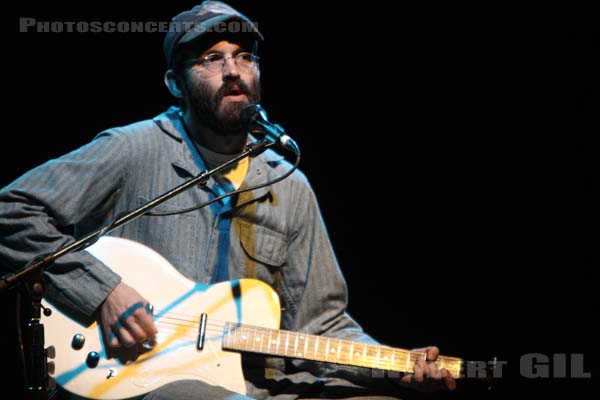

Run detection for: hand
[[399, 346, 457, 392], [100, 282, 157, 349]]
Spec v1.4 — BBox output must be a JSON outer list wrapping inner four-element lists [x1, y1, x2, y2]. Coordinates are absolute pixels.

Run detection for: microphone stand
[[0, 139, 275, 399]]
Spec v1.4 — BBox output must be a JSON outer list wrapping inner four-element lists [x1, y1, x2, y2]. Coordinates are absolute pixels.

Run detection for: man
[[0, 2, 455, 399]]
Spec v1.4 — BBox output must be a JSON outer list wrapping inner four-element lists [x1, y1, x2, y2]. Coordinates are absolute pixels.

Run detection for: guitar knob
[[45, 345, 56, 359], [86, 351, 100, 368], [72, 333, 85, 350], [47, 377, 56, 391], [47, 361, 55, 375]]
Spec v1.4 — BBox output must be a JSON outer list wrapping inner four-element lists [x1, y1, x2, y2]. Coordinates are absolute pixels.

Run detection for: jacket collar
[[152, 106, 287, 204]]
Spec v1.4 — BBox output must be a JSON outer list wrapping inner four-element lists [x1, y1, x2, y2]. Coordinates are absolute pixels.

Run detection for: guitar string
[[152, 317, 424, 357], [151, 318, 434, 361], [147, 321, 439, 370], [146, 331, 420, 370], [117, 322, 459, 373], [144, 311, 459, 370]]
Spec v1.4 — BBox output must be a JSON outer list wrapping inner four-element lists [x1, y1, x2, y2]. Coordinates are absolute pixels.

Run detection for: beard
[[185, 76, 261, 135]]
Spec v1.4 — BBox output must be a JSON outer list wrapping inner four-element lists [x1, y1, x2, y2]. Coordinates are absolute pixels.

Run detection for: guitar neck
[[222, 322, 463, 378]]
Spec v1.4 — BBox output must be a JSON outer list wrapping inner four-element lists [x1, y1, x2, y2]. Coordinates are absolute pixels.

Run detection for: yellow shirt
[[195, 142, 250, 190]]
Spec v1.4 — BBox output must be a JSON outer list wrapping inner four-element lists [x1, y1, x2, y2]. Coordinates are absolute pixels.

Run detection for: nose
[[222, 55, 241, 79]]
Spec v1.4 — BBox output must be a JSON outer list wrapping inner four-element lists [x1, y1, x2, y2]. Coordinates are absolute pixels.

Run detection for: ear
[[164, 70, 184, 99]]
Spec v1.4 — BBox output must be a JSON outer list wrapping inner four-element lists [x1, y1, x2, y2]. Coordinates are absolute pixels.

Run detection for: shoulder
[[90, 108, 184, 156], [259, 148, 313, 190], [256, 148, 322, 218]]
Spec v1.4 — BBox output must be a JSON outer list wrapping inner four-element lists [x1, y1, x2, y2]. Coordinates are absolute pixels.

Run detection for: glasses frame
[[187, 51, 260, 75]]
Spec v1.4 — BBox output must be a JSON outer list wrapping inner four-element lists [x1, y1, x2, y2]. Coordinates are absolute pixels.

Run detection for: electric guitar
[[42, 237, 471, 399]]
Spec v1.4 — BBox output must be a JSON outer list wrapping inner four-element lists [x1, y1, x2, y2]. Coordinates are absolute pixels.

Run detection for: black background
[[1, 1, 596, 399]]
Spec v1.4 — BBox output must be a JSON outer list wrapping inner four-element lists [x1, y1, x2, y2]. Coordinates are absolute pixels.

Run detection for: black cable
[[15, 290, 28, 391], [145, 148, 301, 217]]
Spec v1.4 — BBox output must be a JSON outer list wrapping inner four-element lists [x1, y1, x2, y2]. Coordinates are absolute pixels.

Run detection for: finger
[[414, 357, 425, 383], [400, 374, 412, 384], [108, 330, 120, 348], [135, 304, 158, 343], [103, 319, 120, 347], [425, 346, 439, 362], [426, 360, 442, 380], [441, 369, 457, 391], [120, 317, 148, 343], [112, 321, 137, 348]]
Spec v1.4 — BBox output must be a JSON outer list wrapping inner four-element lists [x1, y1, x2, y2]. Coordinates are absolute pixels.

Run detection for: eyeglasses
[[188, 52, 259, 75]]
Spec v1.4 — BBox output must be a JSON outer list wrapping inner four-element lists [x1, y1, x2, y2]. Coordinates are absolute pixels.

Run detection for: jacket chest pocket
[[237, 220, 287, 268]]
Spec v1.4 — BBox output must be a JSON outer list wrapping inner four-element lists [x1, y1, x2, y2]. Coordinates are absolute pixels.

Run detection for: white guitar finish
[[42, 236, 281, 399], [42, 237, 466, 400]]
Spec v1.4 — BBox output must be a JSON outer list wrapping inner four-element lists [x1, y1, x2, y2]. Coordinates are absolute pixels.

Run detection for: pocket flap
[[238, 221, 287, 267]]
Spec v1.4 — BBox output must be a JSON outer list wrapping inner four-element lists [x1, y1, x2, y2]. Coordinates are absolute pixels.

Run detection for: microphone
[[240, 104, 299, 154]]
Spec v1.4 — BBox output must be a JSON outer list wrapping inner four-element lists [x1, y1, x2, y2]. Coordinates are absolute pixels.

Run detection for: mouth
[[222, 85, 247, 101]]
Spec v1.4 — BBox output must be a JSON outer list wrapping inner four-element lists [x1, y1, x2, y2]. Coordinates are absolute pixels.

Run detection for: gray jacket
[[0, 107, 382, 395]]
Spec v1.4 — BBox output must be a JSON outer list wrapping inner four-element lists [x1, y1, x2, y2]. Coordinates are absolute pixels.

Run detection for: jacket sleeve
[[0, 131, 130, 317], [285, 177, 383, 384]]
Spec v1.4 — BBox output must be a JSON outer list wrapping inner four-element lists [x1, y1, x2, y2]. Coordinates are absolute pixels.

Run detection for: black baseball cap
[[163, 1, 263, 69]]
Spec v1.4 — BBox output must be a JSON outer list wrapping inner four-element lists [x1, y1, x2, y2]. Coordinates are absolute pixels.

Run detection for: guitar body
[[41, 236, 281, 399]]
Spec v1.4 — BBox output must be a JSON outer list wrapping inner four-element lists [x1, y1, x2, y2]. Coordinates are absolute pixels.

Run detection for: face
[[181, 41, 261, 134]]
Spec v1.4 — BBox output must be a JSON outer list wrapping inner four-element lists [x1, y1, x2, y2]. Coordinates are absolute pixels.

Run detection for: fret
[[233, 323, 239, 349], [336, 339, 348, 365], [243, 327, 249, 351], [228, 322, 234, 349], [259, 328, 265, 352], [244, 327, 251, 350], [327, 338, 338, 362], [233, 326, 241, 348], [221, 323, 455, 377], [366, 344, 380, 368], [380, 347, 390, 370], [267, 329, 272, 354], [284, 331, 290, 356], [240, 327, 249, 350], [233, 323, 240, 349], [230, 323, 236, 348], [303, 335, 309, 358], [206, 320, 464, 380], [294, 333, 299, 356], [255, 327, 263, 352], [391, 348, 408, 371], [294, 334, 305, 357]]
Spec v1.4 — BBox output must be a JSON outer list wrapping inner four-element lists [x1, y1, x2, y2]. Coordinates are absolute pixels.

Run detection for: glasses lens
[[202, 53, 225, 73], [236, 52, 258, 72]]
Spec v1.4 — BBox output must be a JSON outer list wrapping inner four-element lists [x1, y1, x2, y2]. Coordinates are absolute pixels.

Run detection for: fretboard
[[222, 322, 462, 378]]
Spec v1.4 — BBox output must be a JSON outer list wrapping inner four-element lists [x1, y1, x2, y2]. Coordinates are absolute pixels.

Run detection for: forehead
[[205, 41, 242, 54]]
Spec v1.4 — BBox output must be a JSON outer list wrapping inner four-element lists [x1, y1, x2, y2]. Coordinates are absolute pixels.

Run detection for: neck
[[182, 108, 247, 154]]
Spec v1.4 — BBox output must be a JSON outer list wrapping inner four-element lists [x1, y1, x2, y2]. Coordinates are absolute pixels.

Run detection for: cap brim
[[178, 14, 263, 46]]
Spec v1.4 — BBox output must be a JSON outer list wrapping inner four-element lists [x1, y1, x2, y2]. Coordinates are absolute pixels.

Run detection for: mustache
[[215, 80, 253, 102]]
